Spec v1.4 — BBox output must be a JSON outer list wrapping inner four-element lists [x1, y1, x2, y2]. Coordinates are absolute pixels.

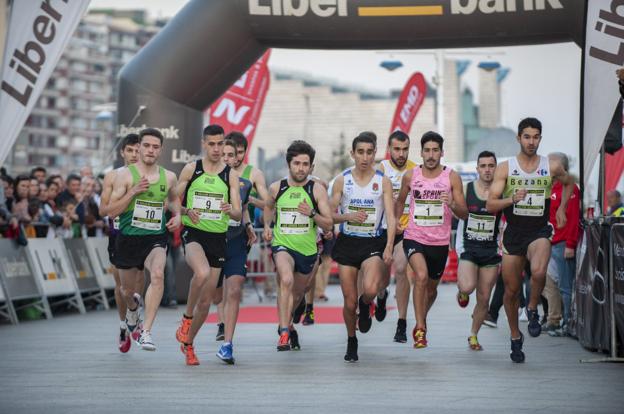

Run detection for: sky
[[88, 0, 583, 174]]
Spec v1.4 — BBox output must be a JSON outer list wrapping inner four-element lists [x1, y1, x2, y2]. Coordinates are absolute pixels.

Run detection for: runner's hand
[[512, 189, 527, 203], [263, 227, 273, 242], [166, 214, 181, 232], [440, 191, 450, 205], [396, 221, 405, 234], [221, 203, 232, 214], [297, 201, 312, 216], [187, 208, 201, 224], [349, 210, 368, 223], [383, 245, 393, 266], [247, 225, 257, 246], [323, 230, 334, 240], [131, 176, 150, 196], [556, 206, 567, 229], [564, 247, 575, 259]]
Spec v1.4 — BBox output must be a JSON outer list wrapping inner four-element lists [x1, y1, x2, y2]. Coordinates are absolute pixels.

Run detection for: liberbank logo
[[248, 0, 564, 17]]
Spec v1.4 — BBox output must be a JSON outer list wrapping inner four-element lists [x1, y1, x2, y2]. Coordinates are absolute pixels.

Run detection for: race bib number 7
[[132, 200, 164, 230], [413, 200, 443, 226], [279, 208, 310, 234]]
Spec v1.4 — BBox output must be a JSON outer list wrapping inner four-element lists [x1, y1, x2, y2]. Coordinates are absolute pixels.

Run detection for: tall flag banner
[[0, 0, 90, 165], [386, 72, 426, 158], [208, 50, 271, 162]]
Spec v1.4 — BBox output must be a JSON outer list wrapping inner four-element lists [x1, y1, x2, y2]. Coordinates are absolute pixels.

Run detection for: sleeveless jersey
[[119, 164, 168, 236], [381, 159, 416, 229], [339, 168, 385, 237], [272, 179, 318, 256], [226, 175, 253, 240], [182, 160, 231, 234], [503, 155, 552, 230], [462, 181, 501, 250], [404, 165, 453, 246]]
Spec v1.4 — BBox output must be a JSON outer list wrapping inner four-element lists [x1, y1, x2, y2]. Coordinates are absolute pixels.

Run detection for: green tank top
[[119, 164, 168, 236], [272, 179, 318, 256], [181, 160, 231, 234]]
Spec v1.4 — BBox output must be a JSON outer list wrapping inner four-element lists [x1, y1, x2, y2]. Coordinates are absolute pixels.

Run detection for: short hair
[[286, 140, 316, 165], [31, 166, 46, 176], [517, 117, 542, 135], [225, 131, 248, 151], [477, 150, 497, 164], [388, 130, 409, 145], [120, 133, 140, 151], [139, 128, 164, 144], [203, 124, 224, 137], [610, 190, 622, 198], [1, 174, 14, 186], [421, 131, 444, 150], [14, 174, 31, 201], [223, 139, 237, 150], [548, 152, 569, 172], [352, 131, 377, 151], [66, 174, 81, 184]]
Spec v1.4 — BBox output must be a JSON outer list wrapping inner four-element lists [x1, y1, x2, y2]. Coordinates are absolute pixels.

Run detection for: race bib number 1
[[279, 208, 310, 234], [513, 189, 545, 217], [132, 200, 164, 230], [192, 191, 223, 220], [413, 200, 443, 226]]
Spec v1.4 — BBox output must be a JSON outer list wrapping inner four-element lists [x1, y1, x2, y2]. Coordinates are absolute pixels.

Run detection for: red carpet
[[206, 306, 395, 324]]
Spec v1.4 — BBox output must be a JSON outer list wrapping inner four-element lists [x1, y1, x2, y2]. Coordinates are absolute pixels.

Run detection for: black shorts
[[460, 248, 501, 268], [332, 233, 387, 269], [108, 233, 117, 266], [321, 234, 336, 256], [217, 232, 249, 288], [271, 245, 318, 275], [502, 223, 553, 257], [182, 226, 227, 268], [403, 239, 449, 280], [115, 233, 168, 270]]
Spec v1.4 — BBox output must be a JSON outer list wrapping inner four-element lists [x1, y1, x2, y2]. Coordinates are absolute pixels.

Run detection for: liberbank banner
[[117, 0, 585, 173]]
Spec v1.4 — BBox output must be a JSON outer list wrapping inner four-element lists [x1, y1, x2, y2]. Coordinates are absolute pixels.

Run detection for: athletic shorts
[[460, 248, 501, 268], [321, 234, 336, 256], [403, 239, 449, 280], [115, 233, 168, 270], [107, 233, 117, 266], [271, 245, 318, 275], [217, 232, 249, 288], [332, 233, 387, 269], [502, 223, 553, 257], [381, 229, 403, 247], [181, 226, 226, 268]]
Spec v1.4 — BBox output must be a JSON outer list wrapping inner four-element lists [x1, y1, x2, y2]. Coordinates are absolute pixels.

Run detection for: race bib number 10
[[132, 200, 164, 230]]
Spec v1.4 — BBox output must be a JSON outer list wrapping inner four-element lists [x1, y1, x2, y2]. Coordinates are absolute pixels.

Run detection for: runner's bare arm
[[330, 175, 359, 224], [227, 169, 242, 222], [395, 169, 412, 221], [312, 181, 334, 232], [166, 170, 181, 231], [486, 162, 514, 213], [249, 168, 268, 209], [263, 181, 279, 241], [382, 176, 396, 248], [550, 157, 575, 228], [449, 170, 468, 220], [107, 168, 146, 218], [98, 170, 116, 217], [175, 162, 195, 216]]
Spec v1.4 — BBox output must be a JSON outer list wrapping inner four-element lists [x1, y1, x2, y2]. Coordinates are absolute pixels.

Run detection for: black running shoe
[[215, 322, 225, 341], [292, 298, 306, 324], [302, 310, 315, 325], [510, 333, 525, 363], [526, 308, 541, 337], [357, 296, 373, 333], [344, 336, 358, 363], [375, 289, 388, 322], [289, 328, 301, 350], [394, 319, 407, 343]]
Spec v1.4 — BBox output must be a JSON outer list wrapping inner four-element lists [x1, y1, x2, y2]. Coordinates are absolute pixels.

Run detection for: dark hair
[[66, 174, 81, 185], [517, 117, 542, 135], [27, 198, 41, 218], [225, 131, 248, 151], [1, 174, 14, 186], [14, 174, 31, 202], [223, 139, 237, 149], [388, 130, 409, 145], [203, 124, 224, 137], [139, 128, 164, 144], [477, 150, 497, 164], [31, 166, 46, 176], [120, 133, 140, 151], [286, 140, 316, 165], [611, 190, 622, 198], [352, 131, 377, 151], [420, 131, 444, 150], [45, 178, 59, 188]]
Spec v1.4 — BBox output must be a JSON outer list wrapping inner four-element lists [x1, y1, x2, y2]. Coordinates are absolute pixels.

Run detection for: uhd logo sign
[[451, 0, 563, 14], [249, 0, 347, 17]]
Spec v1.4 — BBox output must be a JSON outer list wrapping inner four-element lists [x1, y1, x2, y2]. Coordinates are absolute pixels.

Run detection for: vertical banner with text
[[386, 72, 426, 158]]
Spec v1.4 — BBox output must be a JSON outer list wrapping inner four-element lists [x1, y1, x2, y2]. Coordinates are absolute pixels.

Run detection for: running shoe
[[302, 310, 315, 326], [139, 330, 156, 351], [182, 344, 199, 365], [375, 289, 388, 322], [289, 328, 301, 350], [216, 342, 235, 365], [483, 314, 497, 328], [413, 327, 428, 349], [118, 326, 131, 353], [468, 335, 483, 351], [176, 317, 192, 344], [510, 333, 525, 363], [526, 308, 541, 337], [456, 292, 470, 308], [394, 319, 407, 343], [131, 294, 144, 343], [216, 322, 225, 341], [547, 324, 563, 337], [125, 307, 140, 334], [277, 330, 291, 351], [357, 296, 373, 334], [292, 298, 306, 324], [344, 336, 358, 363]]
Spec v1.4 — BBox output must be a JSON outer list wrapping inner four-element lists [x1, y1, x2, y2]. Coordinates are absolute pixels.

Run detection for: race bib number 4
[[132, 200, 164, 230], [345, 205, 377, 234], [466, 213, 495, 241], [413, 200, 443, 226], [192, 191, 223, 220], [513, 189, 545, 217], [279, 208, 310, 234]]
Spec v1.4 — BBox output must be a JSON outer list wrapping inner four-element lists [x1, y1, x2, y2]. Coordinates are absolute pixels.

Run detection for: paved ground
[[1, 284, 622, 413]]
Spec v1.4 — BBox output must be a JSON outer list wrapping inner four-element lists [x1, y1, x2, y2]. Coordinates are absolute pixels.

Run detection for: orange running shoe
[[277, 331, 291, 351], [176, 317, 192, 344], [468, 335, 483, 351], [182, 344, 200, 365], [413, 327, 428, 349]]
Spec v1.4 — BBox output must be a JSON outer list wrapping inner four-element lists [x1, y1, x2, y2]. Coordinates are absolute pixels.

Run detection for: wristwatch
[[309, 209, 317, 218]]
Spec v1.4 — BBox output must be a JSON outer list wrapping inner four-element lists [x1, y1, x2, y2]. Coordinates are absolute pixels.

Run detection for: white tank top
[[380, 159, 415, 229], [339, 168, 385, 237]]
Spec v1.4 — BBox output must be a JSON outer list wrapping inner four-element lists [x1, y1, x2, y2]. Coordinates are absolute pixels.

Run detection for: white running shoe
[[519, 307, 529, 322], [139, 330, 156, 351], [125, 307, 140, 333]]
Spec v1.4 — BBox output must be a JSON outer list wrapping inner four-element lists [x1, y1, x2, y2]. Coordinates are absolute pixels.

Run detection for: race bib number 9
[[192, 191, 224, 220], [345, 205, 377, 234], [513, 189, 545, 217], [466, 213, 495, 241], [132, 200, 164, 230], [413, 200, 443, 226], [279, 207, 310, 234]]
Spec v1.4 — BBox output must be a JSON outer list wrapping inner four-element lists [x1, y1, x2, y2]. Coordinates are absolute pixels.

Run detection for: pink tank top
[[404, 165, 453, 246]]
